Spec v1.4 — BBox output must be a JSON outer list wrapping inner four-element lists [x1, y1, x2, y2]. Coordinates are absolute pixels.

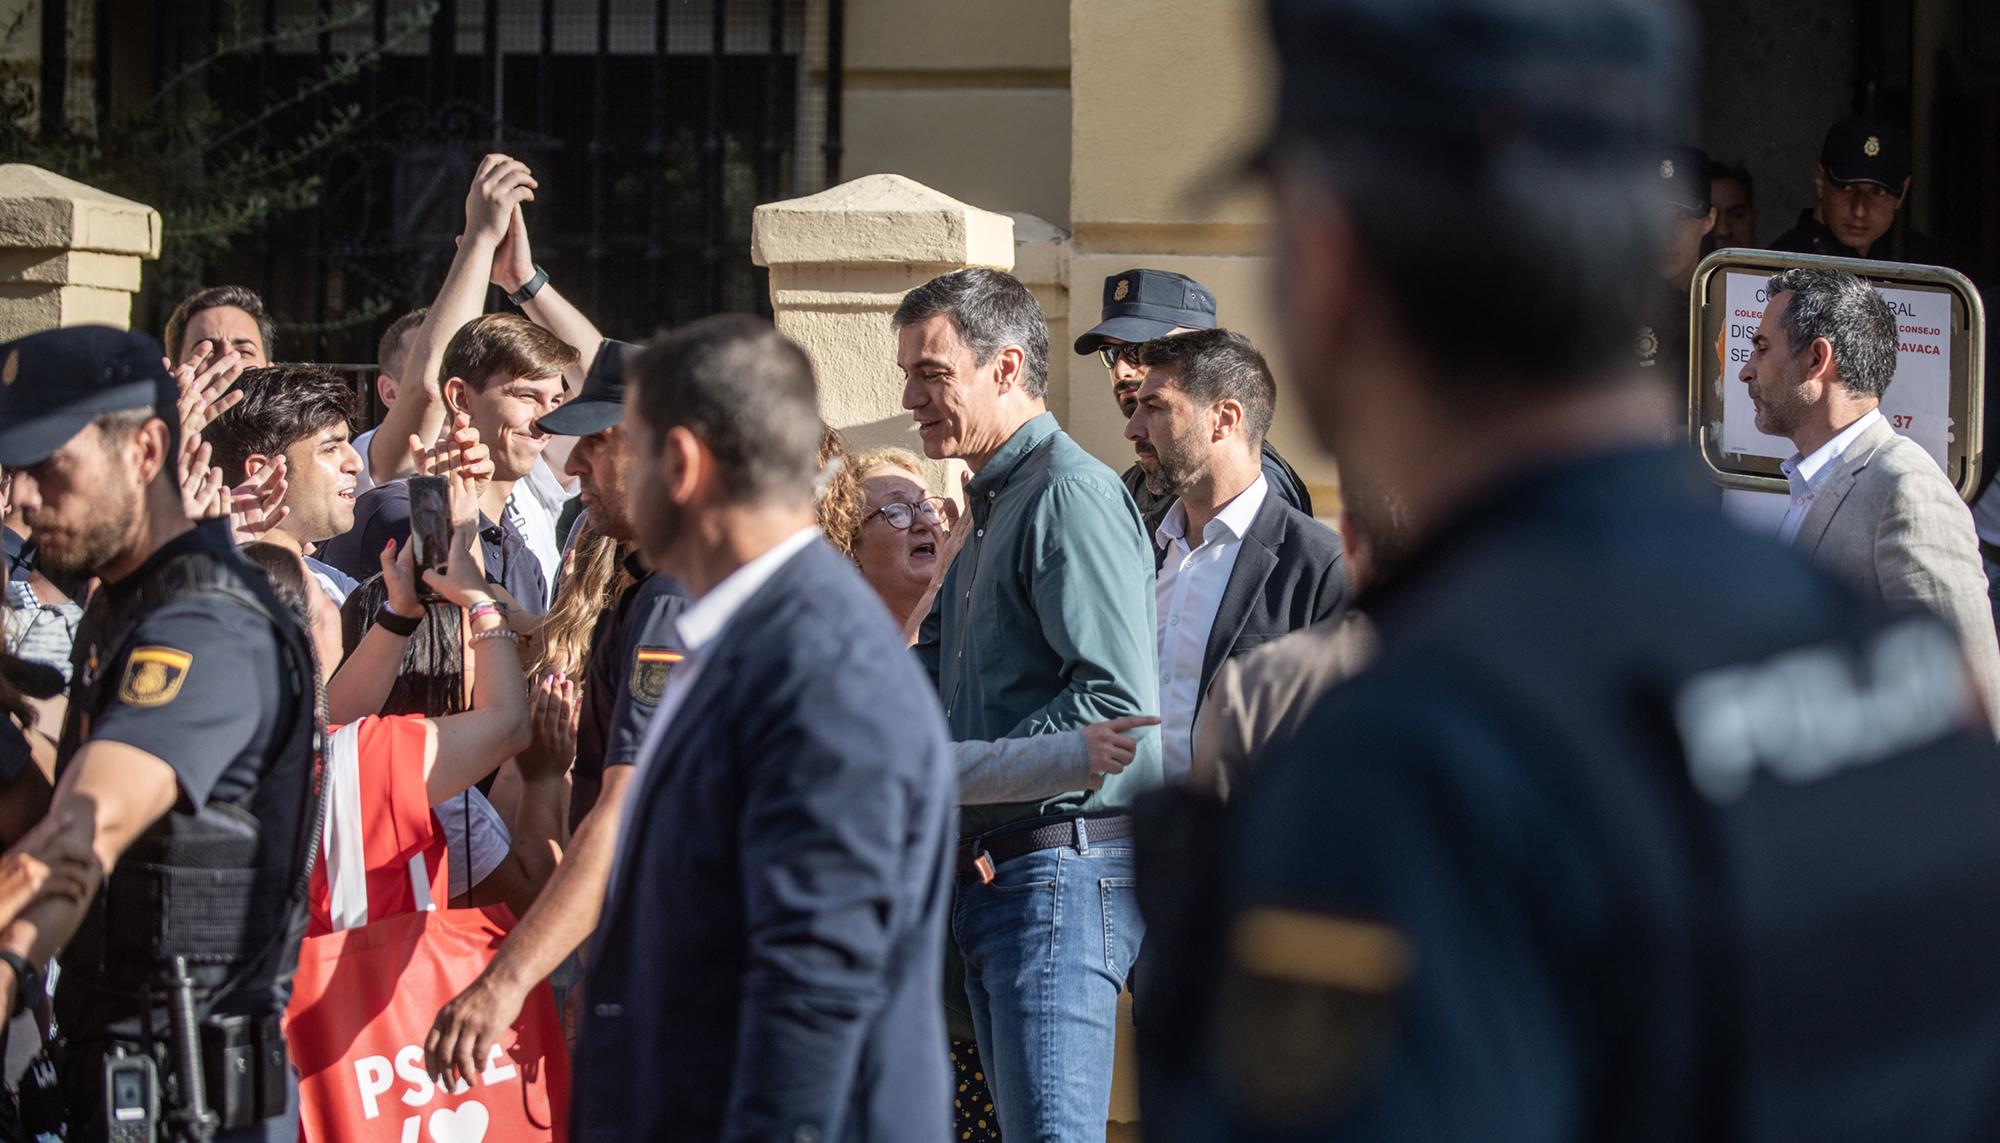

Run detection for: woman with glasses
[[849, 448, 952, 637]]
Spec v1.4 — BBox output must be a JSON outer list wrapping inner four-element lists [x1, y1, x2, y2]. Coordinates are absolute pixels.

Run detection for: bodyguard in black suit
[[574, 316, 956, 1142], [1125, 329, 1346, 783]]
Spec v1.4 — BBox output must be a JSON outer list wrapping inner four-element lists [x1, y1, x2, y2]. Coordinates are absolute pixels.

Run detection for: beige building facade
[[815, 0, 1341, 512]]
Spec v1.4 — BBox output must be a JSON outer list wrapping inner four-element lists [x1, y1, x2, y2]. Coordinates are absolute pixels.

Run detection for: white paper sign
[[1713, 271, 1955, 471]]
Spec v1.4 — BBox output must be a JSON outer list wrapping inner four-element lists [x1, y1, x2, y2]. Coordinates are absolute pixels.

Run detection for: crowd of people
[[3, 0, 2000, 1140]]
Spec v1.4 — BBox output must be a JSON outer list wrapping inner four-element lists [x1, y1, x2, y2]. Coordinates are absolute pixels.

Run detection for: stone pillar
[[0, 165, 161, 340], [1066, 0, 1339, 515], [753, 172, 1015, 499], [1004, 211, 1071, 423]]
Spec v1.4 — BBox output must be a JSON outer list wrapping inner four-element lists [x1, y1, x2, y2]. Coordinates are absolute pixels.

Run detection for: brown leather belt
[[955, 814, 1135, 884]]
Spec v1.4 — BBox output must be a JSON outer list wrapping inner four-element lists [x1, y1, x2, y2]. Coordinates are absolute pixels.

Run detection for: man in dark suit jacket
[[574, 315, 956, 1142], [1125, 328, 1346, 783]]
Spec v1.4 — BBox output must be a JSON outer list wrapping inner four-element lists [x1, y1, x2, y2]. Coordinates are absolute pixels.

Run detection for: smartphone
[[408, 475, 451, 577]]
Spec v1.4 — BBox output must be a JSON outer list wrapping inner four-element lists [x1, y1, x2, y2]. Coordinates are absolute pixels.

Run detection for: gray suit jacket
[[1793, 416, 2000, 724]]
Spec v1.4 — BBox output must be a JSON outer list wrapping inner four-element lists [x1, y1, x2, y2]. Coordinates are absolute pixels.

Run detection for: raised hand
[[518, 675, 578, 784], [490, 205, 537, 295], [409, 413, 493, 513], [464, 154, 538, 249], [376, 538, 424, 620], [226, 457, 290, 543]]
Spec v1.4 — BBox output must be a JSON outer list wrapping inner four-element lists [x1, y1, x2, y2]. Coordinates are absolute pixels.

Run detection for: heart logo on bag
[[428, 1102, 490, 1143]]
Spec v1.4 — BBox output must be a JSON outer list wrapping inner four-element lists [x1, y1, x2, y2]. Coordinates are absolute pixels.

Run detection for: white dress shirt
[[1777, 408, 1885, 544], [1154, 474, 1268, 784], [609, 526, 822, 896]]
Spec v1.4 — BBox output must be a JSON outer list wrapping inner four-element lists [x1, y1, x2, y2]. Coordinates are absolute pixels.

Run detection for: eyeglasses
[[868, 497, 948, 531], [1098, 342, 1146, 370]]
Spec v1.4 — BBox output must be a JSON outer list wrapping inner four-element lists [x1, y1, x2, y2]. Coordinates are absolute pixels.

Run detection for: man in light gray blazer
[[1742, 266, 2000, 725]]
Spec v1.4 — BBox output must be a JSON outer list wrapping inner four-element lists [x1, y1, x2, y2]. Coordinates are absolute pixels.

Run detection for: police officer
[[423, 339, 688, 1085], [1638, 145, 1715, 417], [1138, 0, 2000, 1140], [1072, 269, 1313, 533], [0, 326, 320, 1142], [1770, 114, 1930, 263]]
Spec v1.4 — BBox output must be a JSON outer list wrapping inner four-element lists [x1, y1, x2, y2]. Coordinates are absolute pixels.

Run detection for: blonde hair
[[851, 446, 929, 484], [816, 425, 869, 560], [533, 518, 633, 684]]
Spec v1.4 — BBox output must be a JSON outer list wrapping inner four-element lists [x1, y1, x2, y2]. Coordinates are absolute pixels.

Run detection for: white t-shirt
[[433, 787, 512, 898], [351, 426, 382, 497], [505, 457, 575, 607]]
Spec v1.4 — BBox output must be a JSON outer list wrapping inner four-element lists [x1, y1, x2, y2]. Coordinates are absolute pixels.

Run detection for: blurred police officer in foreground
[[1137, 0, 2000, 1140], [0, 326, 319, 1142]]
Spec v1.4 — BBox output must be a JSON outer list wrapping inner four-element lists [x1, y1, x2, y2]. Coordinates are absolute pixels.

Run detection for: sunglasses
[[868, 497, 948, 531], [1097, 342, 1147, 369]]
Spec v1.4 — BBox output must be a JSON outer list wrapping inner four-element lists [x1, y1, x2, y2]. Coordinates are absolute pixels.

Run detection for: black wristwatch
[[506, 264, 550, 306], [0, 950, 38, 1018], [374, 602, 422, 638]]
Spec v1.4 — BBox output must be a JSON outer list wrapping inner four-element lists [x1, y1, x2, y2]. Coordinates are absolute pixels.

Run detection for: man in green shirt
[[899, 267, 1162, 1140]]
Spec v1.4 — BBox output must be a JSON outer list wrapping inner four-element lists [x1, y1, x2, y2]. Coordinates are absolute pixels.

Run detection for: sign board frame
[[1687, 248, 1987, 501]]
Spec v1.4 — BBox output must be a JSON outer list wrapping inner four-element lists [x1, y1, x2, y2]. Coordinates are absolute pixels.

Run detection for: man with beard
[[1741, 266, 2000, 726], [1074, 269, 1314, 534], [422, 339, 689, 1085], [0, 325, 319, 1141], [203, 364, 366, 604], [1122, 328, 1345, 784]]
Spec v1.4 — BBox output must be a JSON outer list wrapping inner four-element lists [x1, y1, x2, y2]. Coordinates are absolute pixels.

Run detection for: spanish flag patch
[[630, 647, 683, 706], [118, 646, 194, 708]]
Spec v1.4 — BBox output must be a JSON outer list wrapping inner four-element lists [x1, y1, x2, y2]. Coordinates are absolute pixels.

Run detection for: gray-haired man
[[898, 267, 1161, 1139], [1742, 266, 2000, 723]]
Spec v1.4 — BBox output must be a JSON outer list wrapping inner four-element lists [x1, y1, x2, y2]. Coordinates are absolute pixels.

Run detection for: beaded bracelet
[[469, 627, 519, 645]]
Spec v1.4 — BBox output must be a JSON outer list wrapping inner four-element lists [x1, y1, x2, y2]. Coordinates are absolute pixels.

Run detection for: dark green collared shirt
[[917, 412, 1162, 836]]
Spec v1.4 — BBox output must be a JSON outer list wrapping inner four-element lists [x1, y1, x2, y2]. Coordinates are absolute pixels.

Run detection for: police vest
[[55, 545, 323, 1038]]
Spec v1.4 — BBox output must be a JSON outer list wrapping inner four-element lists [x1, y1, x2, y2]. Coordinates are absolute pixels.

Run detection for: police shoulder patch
[[629, 646, 683, 706], [1211, 907, 1411, 1128], [118, 646, 194, 708]]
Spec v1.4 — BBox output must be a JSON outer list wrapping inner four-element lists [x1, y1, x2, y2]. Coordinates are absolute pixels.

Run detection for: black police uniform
[[1770, 115, 1944, 266], [57, 519, 319, 1143], [568, 559, 688, 831], [1138, 449, 2000, 1141]]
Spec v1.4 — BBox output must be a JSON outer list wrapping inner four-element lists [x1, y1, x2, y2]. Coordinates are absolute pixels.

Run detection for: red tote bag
[[284, 721, 571, 1142]]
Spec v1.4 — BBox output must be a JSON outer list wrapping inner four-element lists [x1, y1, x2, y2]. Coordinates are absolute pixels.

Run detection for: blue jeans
[[953, 822, 1142, 1142]]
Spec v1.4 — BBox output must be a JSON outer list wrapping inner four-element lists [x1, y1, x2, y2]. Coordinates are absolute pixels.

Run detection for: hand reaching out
[[489, 205, 537, 295], [376, 538, 424, 620]]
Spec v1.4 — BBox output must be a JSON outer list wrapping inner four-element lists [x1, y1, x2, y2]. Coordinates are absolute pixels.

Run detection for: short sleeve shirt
[[570, 563, 689, 831], [75, 523, 295, 811]]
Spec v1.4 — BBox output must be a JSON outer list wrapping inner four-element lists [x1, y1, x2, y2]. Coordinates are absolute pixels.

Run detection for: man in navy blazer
[[574, 315, 956, 1142], [1125, 328, 1347, 783]]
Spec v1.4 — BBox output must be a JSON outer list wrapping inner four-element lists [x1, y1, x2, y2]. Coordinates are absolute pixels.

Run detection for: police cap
[[1262, 0, 1690, 167], [1821, 114, 1910, 193], [537, 337, 640, 437], [1073, 270, 1218, 354], [1655, 146, 1713, 216], [0, 325, 177, 467]]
